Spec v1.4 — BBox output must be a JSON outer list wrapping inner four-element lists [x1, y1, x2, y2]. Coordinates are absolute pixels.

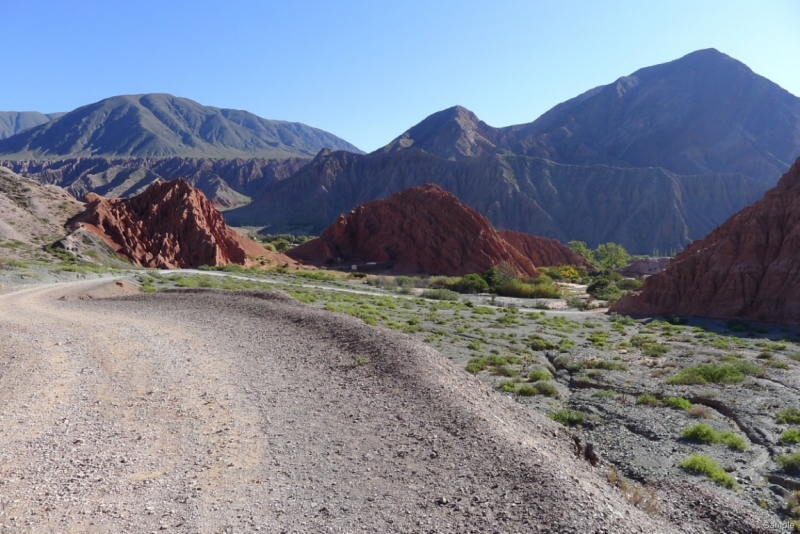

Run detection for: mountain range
[[225, 49, 800, 252], [0, 94, 360, 159], [0, 111, 64, 140], [2, 49, 799, 253]]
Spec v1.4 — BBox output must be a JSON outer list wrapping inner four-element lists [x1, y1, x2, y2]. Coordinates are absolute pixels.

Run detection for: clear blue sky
[[1, 0, 798, 152]]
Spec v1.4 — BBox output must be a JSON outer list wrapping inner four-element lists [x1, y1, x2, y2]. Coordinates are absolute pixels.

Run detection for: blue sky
[[1, 0, 798, 152]]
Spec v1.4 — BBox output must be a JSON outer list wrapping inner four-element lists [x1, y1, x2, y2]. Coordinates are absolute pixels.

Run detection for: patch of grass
[[527, 369, 553, 382], [679, 453, 738, 489], [777, 408, 800, 424], [464, 354, 520, 374], [782, 429, 800, 444], [681, 424, 747, 451], [777, 451, 800, 474], [664, 396, 692, 410], [549, 409, 586, 427], [585, 360, 627, 371], [666, 363, 745, 385], [636, 394, 659, 407], [517, 381, 559, 397], [593, 389, 615, 398]]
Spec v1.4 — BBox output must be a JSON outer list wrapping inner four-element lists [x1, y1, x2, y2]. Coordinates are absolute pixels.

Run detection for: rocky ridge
[[612, 157, 800, 325], [3, 156, 310, 209], [69, 178, 286, 268], [288, 184, 545, 276]]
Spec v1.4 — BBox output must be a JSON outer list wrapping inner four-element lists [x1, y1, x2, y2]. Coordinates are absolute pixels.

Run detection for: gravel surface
[[0, 280, 781, 533]]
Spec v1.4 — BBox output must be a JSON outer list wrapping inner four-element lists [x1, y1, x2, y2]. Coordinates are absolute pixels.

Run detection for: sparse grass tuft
[[549, 409, 586, 427], [680, 453, 738, 489], [777, 408, 800, 424], [666, 363, 746, 385], [777, 451, 800, 473], [782, 429, 800, 444], [663, 396, 692, 410], [681, 424, 747, 451], [636, 394, 659, 407]]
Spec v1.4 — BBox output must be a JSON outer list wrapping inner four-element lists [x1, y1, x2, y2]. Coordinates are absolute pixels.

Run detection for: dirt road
[[0, 280, 775, 533]]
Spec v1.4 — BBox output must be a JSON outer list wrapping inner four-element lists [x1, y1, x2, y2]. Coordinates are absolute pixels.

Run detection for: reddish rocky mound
[[287, 184, 539, 276], [612, 157, 800, 325], [498, 230, 592, 269], [70, 178, 286, 268]]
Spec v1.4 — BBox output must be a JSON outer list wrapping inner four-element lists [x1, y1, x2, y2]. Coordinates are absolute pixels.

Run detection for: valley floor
[[0, 277, 784, 533]]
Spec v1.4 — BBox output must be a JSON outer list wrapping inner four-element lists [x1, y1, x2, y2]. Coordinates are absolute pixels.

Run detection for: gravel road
[[0, 280, 779, 533]]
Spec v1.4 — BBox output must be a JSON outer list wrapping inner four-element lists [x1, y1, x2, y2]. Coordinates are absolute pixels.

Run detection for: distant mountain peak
[[380, 105, 499, 160], [0, 93, 362, 159]]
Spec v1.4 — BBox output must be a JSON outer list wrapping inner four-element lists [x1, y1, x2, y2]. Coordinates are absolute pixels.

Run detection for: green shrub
[[782, 429, 800, 444], [777, 451, 800, 473], [517, 381, 559, 397], [549, 409, 586, 427], [642, 343, 669, 357], [447, 273, 489, 294], [610, 313, 636, 326], [777, 408, 800, 424], [680, 454, 738, 489], [421, 288, 460, 301], [593, 389, 615, 398], [636, 394, 659, 407], [683, 423, 718, 443], [528, 369, 553, 382], [719, 431, 747, 452], [682, 424, 747, 451], [498, 380, 517, 393], [666, 363, 745, 385], [528, 335, 557, 351], [617, 278, 643, 291], [664, 396, 692, 410]]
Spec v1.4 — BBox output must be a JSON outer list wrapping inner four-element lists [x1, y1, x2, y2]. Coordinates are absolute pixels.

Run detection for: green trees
[[595, 242, 630, 270], [568, 241, 630, 270]]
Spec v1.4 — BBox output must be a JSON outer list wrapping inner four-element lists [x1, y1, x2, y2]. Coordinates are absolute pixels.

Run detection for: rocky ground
[[0, 275, 784, 533]]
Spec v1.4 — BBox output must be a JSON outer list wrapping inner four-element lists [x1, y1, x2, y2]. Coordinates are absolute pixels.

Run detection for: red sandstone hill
[[69, 178, 292, 269], [611, 157, 800, 325], [287, 184, 582, 277], [498, 230, 593, 269]]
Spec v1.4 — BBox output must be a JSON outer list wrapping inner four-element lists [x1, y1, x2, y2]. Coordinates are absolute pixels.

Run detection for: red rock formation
[[498, 230, 592, 269], [70, 178, 286, 268], [611, 157, 800, 325], [287, 184, 539, 277]]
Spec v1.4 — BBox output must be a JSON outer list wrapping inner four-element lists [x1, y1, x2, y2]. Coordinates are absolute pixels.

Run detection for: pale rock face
[[612, 157, 800, 326]]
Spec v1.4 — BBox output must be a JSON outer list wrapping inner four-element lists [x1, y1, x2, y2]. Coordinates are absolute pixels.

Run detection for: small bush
[[617, 278, 643, 291], [636, 394, 659, 407], [421, 288, 460, 301], [549, 409, 586, 427], [593, 389, 615, 398], [528, 369, 553, 382], [682, 424, 747, 451], [777, 408, 800, 424], [518, 381, 559, 397], [777, 451, 800, 473], [448, 273, 489, 294], [782, 429, 800, 444], [719, 431, 747, 452], [664, 396, 692, 410], [682, 423, 718, 443], [680, 454, 738, 489]]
